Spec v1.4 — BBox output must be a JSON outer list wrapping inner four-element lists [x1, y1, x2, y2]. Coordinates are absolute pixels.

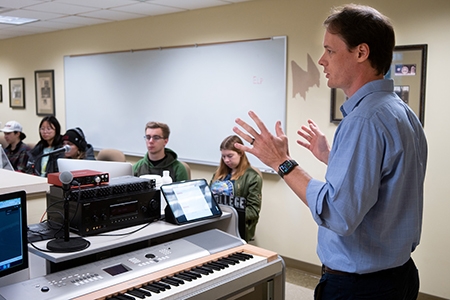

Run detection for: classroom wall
[[0, 0, 449, 297]]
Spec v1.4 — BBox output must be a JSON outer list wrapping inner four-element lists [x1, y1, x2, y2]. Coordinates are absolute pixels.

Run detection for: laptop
[[0, 190, 28, 286], [0, 146, 13, 171], [57, 158, 133, 178]]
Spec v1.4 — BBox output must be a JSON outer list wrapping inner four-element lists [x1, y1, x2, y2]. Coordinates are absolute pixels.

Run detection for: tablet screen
[[161, 179, 222, 224]]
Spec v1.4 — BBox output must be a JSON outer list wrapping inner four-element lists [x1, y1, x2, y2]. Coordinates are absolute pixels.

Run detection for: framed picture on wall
[[35, 70, 55, 116], [0, 84, 2, 103], [9, 78, 25, 108], [330, 88, 347, 123], [388, 44, 427, 125]]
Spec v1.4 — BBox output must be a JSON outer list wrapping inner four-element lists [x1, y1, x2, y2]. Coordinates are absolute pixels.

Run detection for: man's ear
[[357, 43, 370, 61]]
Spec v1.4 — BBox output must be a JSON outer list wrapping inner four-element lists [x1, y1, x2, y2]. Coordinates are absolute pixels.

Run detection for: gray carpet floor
[[286, 282, 315, 299], [285, 267, 318, 299]]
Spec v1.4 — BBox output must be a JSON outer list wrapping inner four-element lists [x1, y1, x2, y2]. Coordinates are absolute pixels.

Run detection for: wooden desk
[[0, 169, 49, 224], [0, 169, 49, 195]]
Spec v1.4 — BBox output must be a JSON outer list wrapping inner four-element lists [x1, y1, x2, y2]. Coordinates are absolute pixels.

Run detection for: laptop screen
[[161, 179, 222, 225], [0, 190, 28, 279], [0, 146, 13, 171], [57, 158, 133, 178]]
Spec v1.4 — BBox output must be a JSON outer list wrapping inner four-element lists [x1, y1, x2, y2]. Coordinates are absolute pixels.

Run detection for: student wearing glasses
[[133, 121, 188, 182], [28, 116, 63, 177]]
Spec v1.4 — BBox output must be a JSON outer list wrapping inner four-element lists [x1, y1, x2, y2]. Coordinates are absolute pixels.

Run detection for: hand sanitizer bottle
[[161, 170, 172, 215]]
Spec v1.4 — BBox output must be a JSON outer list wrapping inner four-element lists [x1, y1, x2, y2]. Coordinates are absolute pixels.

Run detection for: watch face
[[279, 160, 298, 177], [280, 162, 292, 173]]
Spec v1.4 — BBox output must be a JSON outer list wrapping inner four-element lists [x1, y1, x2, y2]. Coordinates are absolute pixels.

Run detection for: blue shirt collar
[[341, 79, 394, 118]]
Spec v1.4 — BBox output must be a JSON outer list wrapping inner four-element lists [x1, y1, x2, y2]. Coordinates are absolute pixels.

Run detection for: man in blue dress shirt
[[233, 4, 427, 299]]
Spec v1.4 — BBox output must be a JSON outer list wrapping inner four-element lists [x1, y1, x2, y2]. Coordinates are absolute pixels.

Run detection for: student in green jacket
[[133, 121, 188, 182], [210, 135, 262, 242]]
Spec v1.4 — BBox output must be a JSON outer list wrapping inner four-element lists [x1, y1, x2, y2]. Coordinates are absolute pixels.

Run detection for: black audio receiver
[[46, 176, 161, 236]]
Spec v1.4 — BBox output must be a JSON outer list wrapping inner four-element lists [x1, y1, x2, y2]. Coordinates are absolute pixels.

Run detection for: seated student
[[0, 121, 31, 172], [133, 121, 188, 182], [210, 135, 263, 242], [62, 128, 95, 160], [28, 116, 63, 177]]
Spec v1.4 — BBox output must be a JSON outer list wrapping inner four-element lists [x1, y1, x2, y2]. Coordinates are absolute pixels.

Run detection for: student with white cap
[[0, 120, 31, 172]]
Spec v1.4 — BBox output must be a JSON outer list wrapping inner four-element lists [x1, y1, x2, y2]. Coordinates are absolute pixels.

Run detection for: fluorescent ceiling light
[[0, 16, 38, 25]]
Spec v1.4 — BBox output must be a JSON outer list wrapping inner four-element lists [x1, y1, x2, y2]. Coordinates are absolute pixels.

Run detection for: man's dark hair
[[324, 4, 395, 75]]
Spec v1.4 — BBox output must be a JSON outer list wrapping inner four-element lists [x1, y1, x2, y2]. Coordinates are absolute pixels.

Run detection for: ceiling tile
[[80, 9, 145, 22], [32, 19, 90, 29], [148, 0, 228, 10], [0, 0, 45, 10], [0, 0, 255, 40], [23, 2, 97, 14], [53, 0, 138, 9], [48, 15, 110, 26], [2, 9, 64, 20], [111, 3, 183, 16]]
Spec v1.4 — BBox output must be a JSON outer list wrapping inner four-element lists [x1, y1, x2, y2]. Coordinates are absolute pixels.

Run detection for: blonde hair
[[213, 135, 250, 181]]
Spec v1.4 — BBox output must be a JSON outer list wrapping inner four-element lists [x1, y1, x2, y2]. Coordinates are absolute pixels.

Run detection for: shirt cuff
[[306, 178, 326, 226]]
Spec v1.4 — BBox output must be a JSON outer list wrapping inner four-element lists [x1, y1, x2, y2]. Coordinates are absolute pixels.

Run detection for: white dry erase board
[[64, 36, 287, 173]]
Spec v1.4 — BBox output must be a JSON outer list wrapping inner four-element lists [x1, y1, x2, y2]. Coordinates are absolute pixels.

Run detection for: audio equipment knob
[[149, 199, 159, 211]]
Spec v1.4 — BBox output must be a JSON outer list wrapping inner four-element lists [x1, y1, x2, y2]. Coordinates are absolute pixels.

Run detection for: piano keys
[[75, 246, 280, 300], [0, 229, 285, 300]]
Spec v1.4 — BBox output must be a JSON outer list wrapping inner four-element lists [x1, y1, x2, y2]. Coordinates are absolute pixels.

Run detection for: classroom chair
[[96, 148, 126, 162], [180, 161, 191, 180]]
